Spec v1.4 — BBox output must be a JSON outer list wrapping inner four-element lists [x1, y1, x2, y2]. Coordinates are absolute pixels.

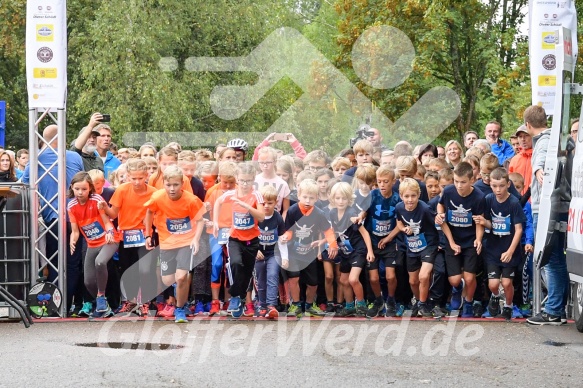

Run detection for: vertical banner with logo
[[0, 101, 5, 147], [529, 0, 577, 115], [25, 0, 67, 109]]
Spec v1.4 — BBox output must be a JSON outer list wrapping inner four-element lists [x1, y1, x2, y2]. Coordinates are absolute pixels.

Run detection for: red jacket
[[508, 148, 532, 194]]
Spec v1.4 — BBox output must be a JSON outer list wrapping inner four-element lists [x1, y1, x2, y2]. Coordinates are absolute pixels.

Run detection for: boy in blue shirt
[[437, 162, 485, 318], [474, 168, 524, 320]]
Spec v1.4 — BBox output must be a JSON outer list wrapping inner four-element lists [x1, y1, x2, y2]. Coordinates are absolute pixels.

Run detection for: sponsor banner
[[26, 0, 67, 109], [529, 0, 577, 115]]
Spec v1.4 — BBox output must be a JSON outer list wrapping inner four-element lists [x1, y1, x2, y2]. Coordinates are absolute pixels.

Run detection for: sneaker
[[519, 303, 532, 317], [431, 305, 446, 318], [366, 298, 385, 318], [385, 299, 397, 317], [325, 303, 336, 314], [208, 300, 221, 316], [156, 302, 166, 314], [231, 301, 245, 319], [243, 302, 255, 317], [222, 301, 230, 311], [527, 312, 563, 325], [204, 302, 211, 313], [158, 304, 175, 318], [472, 301, 484, 318], [227, 297, 241, 312], [482, 310, 493, 318], [335, 303, 344, 314], [450, 280, 464, 310], [488, 295, 501, 317], [337, 305, 356, 317], [501, 306, 512, 321], [561, 312, 567, 324], [461, 302, 474, 318], [411, 301, 420, 317], [511, 305, 523, 319], [355, 302, 368, 317], [395, 303, 405, 317], [194, 301, 205, 315], [319, 303, 328, 312], [305, 303, 326, 317], [138, 303, 150, 317], [255, 306, 267, 318], [418, 303, 433, 317], [287, 304, 302, 318], [185, 302, 195, 317], [114, 301, 137, 316], [95, 296, 108, 313], [78, 302, 93, 317], [266, 305, 279, 319], [174, 306, 188, 323]]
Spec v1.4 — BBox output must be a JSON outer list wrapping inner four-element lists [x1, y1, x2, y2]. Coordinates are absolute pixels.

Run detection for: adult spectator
[[523, 105, 569, 325], [437, 146, 446, 159], [393, 141, 413, 157], [365, 127, 387, 150], [15, 149, 29, 180], [473, 139, 491, 155], [418, 143, 438, 165], [94, 123, 121, 178], [444, 139, 463, 168], [21, 125, 84, 306], [508, 125, 532, 194], [509, 135, 520, 154], [72, 113, 105, 172], [463, 130, 479, 149], [485, 120, 514, 165], [571, 119, 579, 142], [0, 151, 17, 182]]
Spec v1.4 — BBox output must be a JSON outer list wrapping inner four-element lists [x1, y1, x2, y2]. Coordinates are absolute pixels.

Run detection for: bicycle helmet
[[227, 138, 248, 152]]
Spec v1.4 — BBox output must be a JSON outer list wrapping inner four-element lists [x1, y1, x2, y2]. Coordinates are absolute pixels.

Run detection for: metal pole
[[533, 260, 542, 315], [28, 108, 38, 286], [57, 109, 67, 318]]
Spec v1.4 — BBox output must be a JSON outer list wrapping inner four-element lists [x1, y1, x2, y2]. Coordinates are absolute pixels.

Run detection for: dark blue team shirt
[[395, 201, 438, 255], [364, 189, 400, 245], [354, 189, 372, 214], [483, 193, 526, 267], [329, 207, 366, 256], [428, 195, 447, 249], [258, 212, 286, 255], [284, 204, 333, 258], [439, 185, 485, 249]]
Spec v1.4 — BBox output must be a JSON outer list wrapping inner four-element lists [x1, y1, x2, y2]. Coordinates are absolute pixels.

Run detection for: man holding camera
[[365, 127, 387, 150], [71, 113, 106, 172]]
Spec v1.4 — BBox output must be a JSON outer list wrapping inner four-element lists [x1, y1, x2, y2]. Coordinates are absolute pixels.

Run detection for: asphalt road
[[1, 317, 582, 387]]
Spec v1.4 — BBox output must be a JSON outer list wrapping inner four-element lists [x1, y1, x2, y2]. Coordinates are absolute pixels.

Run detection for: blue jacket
[[96, 151, 121, 179], [522, 201, 534, 246], [491, 139, 515, 165]]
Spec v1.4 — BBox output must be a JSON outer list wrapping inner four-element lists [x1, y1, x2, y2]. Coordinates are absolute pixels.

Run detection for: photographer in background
[[71, 113, 106, 173], [252, 132, 307, 161]]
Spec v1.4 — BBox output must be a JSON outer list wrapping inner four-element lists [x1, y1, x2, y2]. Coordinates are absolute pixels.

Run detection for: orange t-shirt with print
[[219, 190, 263, 241], [145, 189, 205, 250], [67, 194, 120, 248], [109, 182, 157, 231], [205, 183, 237, 234]]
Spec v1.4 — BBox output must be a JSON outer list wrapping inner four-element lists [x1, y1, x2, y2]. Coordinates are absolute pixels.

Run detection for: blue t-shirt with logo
[[395, 201, 438, 256], [483, 193, 525, 267], [439, 185, 485, 249], [364, 189, 400, 245], [258, 212, 285, 255], [428, 195, 447, 249]]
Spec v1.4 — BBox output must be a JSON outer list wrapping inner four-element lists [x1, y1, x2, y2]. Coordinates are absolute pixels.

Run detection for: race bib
[[166, 217, 192, 235], [372, 219, 391, 236], [233, 212, 254, 230], [447, 209, 472, 227], [492, 215, 511, 236], [123, 229, 145, 248], [407, 233, 428, 253], [259, 228, 277, 246], [81, 222, 105, 241], [218, 228, 230, 245], [339, 239, 354, 255], [294, 241, 312, 255]]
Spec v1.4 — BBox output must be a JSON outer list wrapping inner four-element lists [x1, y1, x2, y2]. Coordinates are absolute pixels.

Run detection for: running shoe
[[431, 305, 446, 318], [208, 300, 221, 316], [366, 298, 385, 318], [78, 302, 93, 317], [194, 301, 205, 315], [461, 302, 474, 318], [325, 303, 336, 315], [410, 301, 420, 317], [114, 301, 137, 317], [512, 305, 523, 319], [356, 301, 368, 317], [488, 295, 501, 317], [472, 301, 484, 318], [527, 312, 562, 325], [418, 303, 433, 317], [304, 303, 326, 317], [174, 306, 188, 323], [95, 296, 108, 313], [255, 306, 267, 318], [92, 305, 114, 318], [385, 299, 397, 317], [227, 297, 241, 313], [287, 303, 302, 318], [266, 305, 279, 319], [243, 302, 255, 317], [231, 301, 245, 319], [336, 305, 356, 317], [501, 306, 512, 321], [450, 279, 465, 311], [158, 304, 175, 318], [395, 303, 405, 317]]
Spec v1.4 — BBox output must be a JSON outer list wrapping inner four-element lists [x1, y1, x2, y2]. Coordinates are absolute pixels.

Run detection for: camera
[[349, 123, 374, 148]]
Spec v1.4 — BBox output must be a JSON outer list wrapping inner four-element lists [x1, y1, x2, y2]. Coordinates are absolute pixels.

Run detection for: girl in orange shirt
[[68, 172, 118, 317]]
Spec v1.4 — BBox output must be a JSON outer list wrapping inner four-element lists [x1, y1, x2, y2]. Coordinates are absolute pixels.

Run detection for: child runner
[[329, 182, 374, 317], [437, 162, 485, 318], [68, 172, 119, 317], [395, 178, 439, 317], [213, 162, 265, 318], [254, 147, 290, 217], [473, 168, 524, 320], [144, 165, 206, 322], [365, 165, 401, 318], [255, 185, 288, 319]]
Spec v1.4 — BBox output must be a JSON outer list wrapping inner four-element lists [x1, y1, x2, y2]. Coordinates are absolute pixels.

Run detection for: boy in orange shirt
[[144, 165, 206, 322]]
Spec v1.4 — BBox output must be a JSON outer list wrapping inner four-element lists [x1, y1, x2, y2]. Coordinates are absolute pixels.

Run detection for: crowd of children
[[65, 131, 537, 322]]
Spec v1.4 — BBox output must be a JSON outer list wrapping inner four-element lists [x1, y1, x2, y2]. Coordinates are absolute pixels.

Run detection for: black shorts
[[285, 258, 319, 286], [406, 247, 437, 272], [486, 262, 517, 279], [160, 246, 193, 276], [368, 243, 397, 270], [320, 247, 341, 264], [445, 246, 479, 276], [339, 251, 367, 273]]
